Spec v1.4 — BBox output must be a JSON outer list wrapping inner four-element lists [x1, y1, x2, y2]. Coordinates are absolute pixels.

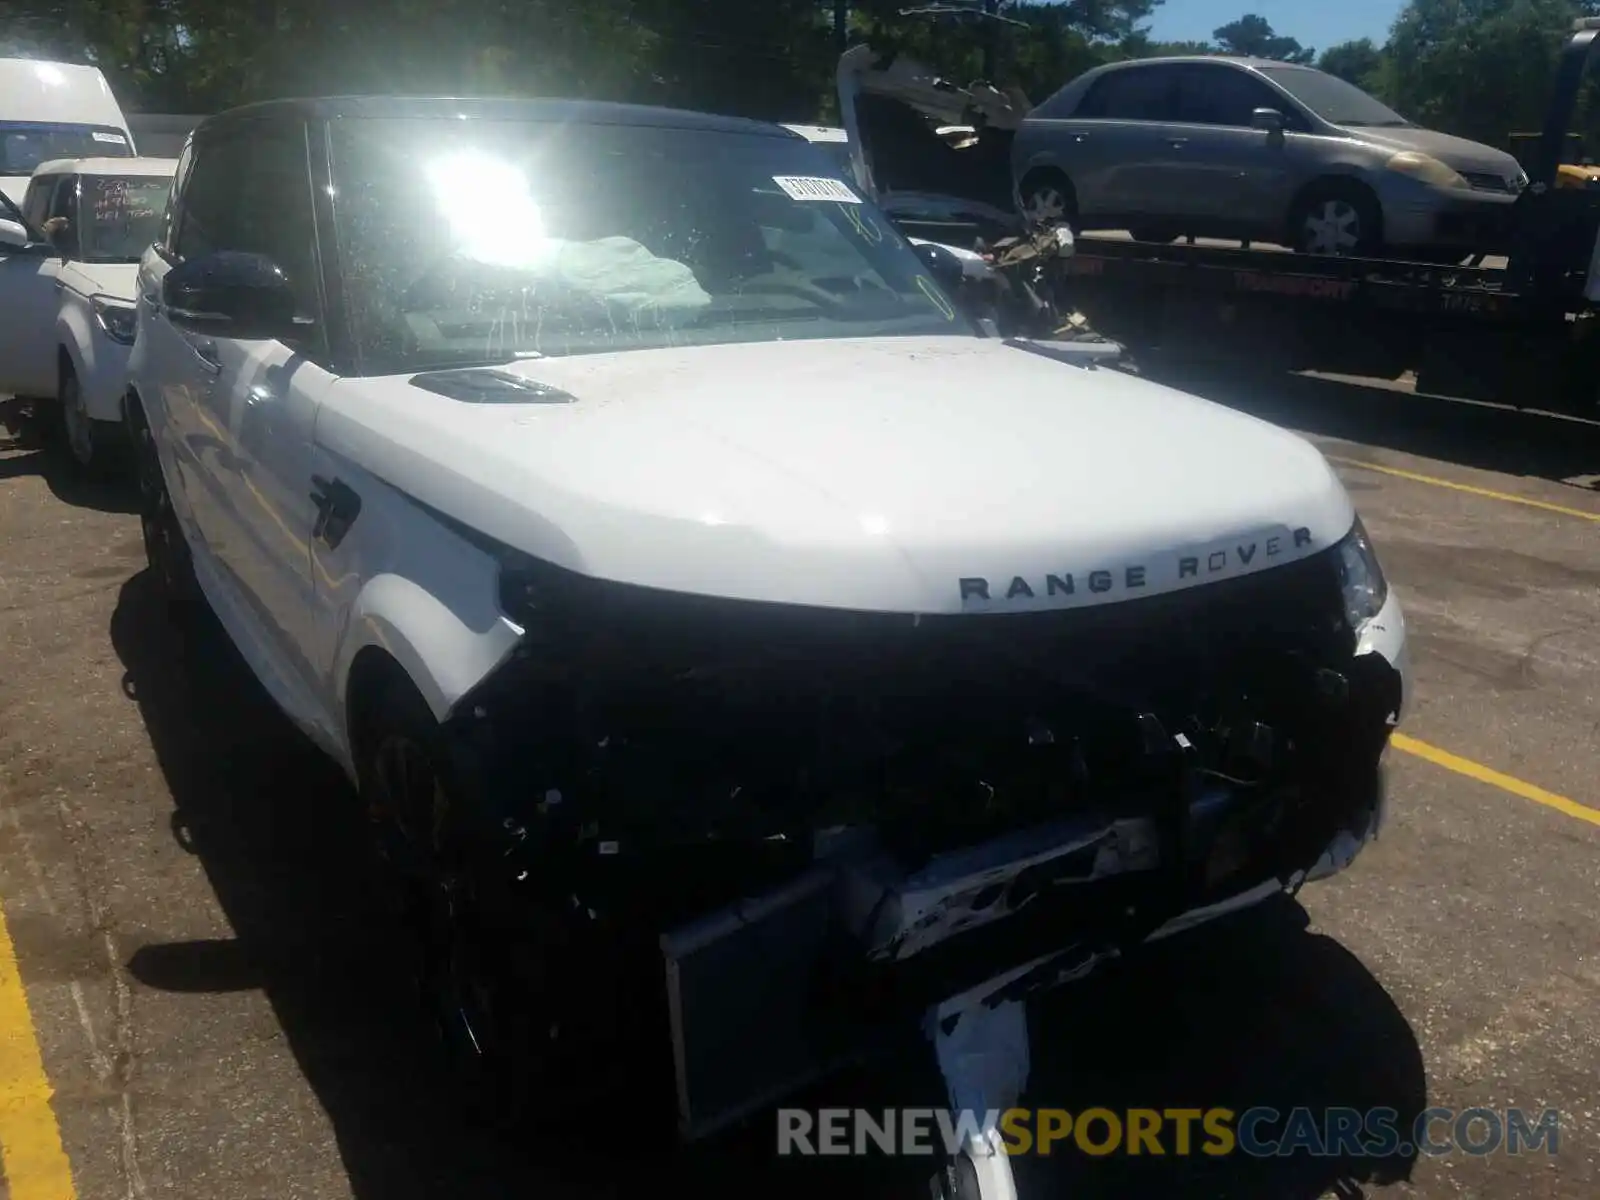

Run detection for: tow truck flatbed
[[1064, 235, 1525, 321], [1041, 20, 1600, 411]]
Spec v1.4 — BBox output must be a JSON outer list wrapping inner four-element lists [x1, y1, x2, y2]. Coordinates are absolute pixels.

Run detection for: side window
[[1174, 65, 1300, 128], [171, 135, 231, 262], [1033, 84, 1079, 120], [47, 175, 79, 257], [21, 175, 58, 228], [1077, 67, 1178, 121], [173, 124, 322, 323], [161, 141, 195, 254]]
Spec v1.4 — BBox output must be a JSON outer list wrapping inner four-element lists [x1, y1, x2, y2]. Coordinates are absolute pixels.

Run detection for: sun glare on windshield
[[426, 148, 555, 269]]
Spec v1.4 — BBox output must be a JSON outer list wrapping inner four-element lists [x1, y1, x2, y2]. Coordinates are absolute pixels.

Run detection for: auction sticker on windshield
[[772, 176, 862, 203]]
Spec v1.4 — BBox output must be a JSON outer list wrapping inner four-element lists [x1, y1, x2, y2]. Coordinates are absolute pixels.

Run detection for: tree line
[[3, 0, 1600, 155]]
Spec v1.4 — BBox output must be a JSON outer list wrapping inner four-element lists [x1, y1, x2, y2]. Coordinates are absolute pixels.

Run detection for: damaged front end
[[435, 534, 1402, 1138]]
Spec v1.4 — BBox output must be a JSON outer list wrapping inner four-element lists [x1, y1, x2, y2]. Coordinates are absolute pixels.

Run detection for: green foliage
[[0, 0, 1596, 160], [1211, 14, 1314, 63], [1386, 0, 1589, 144], [1317, 38, 1385, 89]]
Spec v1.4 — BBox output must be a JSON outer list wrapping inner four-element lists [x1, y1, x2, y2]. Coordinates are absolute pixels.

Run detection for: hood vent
[[409, 368, 578, 405]]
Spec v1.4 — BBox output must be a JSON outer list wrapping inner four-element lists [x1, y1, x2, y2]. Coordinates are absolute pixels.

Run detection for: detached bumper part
[[928, 999, 1028, 1200]]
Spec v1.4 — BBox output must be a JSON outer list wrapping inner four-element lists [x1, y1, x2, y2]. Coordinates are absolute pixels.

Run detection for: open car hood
[[835, 43, 1030, 245]]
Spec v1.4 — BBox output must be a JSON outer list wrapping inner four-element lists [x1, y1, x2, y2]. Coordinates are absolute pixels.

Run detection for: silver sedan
[[1012, 57, 1526, 258]]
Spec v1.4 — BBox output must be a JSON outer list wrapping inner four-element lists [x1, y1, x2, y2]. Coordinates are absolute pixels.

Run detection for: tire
[[355, 673, 613, 1133], [1288, 181, 1382, 256], [1018, 169, 1076, 229], [54, 363, 121, 478], [353, 676, 509, 1122], [353, 671, 678, 1142], [127, 395, 202, 622]]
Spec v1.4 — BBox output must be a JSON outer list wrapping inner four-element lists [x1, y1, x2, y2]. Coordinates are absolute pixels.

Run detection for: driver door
[[170, 122, 330, 688], [0, 175, 70, 397], [1160, 64, 1306, 229]]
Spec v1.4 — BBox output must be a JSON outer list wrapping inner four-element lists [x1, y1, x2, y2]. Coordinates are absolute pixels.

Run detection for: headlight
[[92, 296, 137, 345], [1335, 516, 1388, 631], [1384, 150, 1469, 189]]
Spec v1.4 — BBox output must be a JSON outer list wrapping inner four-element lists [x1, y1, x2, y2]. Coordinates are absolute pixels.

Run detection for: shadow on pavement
[[1135, 357, 1600, 492], [0, 396, 137, 514], [1016, 898, 1426, 1198], [110, 568, 1425, 1200]]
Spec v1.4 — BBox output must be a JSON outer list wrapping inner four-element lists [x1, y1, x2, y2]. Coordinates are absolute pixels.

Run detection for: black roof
[[195, 95, 799, 140]]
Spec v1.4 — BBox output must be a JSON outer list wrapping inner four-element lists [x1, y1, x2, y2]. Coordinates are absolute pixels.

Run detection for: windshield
[[328, 117, 973, 374], [78, 175, 170, 262], [1255, 67, 1410, 128], [0, 122, 132, 175]]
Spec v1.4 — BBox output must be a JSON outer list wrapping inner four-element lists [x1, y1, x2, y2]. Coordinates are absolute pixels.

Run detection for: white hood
[[318, 336, 1354, 614], [58, 259, 140, 301]]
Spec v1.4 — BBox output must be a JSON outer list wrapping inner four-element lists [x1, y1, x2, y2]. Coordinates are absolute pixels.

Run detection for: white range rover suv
[[0, 155, 177, 472], [128, 96, 1409, 1195]]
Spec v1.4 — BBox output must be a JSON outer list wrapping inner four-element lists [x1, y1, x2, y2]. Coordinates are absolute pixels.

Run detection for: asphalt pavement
[[0, 361, 1596, 1200]]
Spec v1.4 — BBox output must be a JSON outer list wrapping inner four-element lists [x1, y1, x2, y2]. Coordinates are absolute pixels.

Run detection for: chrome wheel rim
[[1301, 199, 1362, 255], [1023, 184, 1068, 225]]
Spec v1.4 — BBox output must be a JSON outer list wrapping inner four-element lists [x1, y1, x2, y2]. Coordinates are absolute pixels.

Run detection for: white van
[[0, 59, 135, 206], [0, 155, 178, 472]]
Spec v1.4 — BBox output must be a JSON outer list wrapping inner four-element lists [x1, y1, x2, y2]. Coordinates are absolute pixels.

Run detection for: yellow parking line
[[1392, 732, 1600, 829], [1326, 455, 1600, 523], [0, 898, 75, 1199]]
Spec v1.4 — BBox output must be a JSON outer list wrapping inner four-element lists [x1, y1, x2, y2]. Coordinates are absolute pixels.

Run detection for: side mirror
[[160, 250, 300, 340], [913, 241, 967, 291], [0, 218, 29, 250], [1251, 107, 1286, 133]]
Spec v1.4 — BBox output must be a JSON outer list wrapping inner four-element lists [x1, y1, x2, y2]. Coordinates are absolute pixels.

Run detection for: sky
[[1144, 0, 1405, 53]]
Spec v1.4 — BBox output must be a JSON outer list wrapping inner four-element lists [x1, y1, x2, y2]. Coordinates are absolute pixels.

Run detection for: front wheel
[[1289, 184, 1382, 256], [56, 366, 121, 477], [355, 675, 637, 1134], [354, 674, 685, 1144], [357, 678, 514, 1119], [127, 396, 201, 620], [1018, 171, 1076, 229]]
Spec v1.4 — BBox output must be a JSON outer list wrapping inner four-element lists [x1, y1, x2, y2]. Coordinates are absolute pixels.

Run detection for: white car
[[0, 155, 177, 471], [0, 57, 137, 206], [129, 96, 1408, 1198]]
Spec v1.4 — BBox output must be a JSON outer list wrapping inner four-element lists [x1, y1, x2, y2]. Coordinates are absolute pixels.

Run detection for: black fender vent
[[409, 368, 577, 404]]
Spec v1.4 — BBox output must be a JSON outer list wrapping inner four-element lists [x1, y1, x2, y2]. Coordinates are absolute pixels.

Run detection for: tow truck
[[837, 15, 1600, 411], [1052, 19, 1600, 411]]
